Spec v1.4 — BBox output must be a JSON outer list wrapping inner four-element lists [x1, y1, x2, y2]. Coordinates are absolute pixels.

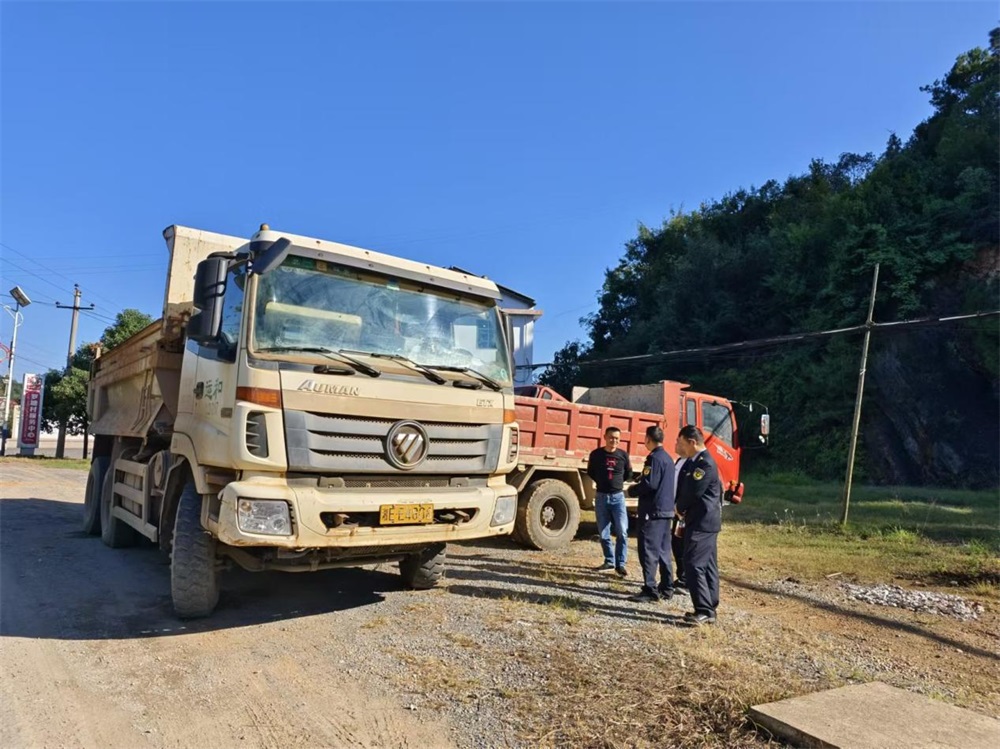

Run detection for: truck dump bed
[[514, 381, 686, 468], [88, 226, 248, 439]]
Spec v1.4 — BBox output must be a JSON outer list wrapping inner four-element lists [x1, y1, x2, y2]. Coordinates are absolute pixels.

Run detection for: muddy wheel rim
[[539, 497, 569, 536]]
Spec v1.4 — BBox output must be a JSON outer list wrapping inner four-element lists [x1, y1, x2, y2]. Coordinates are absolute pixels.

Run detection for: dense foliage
[[542, 30, 999, 488]]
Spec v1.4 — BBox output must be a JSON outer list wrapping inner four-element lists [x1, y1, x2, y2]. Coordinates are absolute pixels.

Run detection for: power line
[[6, 352, 59, 372], [1, 263, 165, 276], [81, 309, 118, 325], [0, 241, 123, 309], [522, 309, 1000, 371], [0, 260, 63, 303]]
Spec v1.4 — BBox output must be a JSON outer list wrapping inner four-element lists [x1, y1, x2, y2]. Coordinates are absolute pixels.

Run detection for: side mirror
[[187, 256, 229, 345], [252, 237, 292, 276], [760, 413, 770, 437]]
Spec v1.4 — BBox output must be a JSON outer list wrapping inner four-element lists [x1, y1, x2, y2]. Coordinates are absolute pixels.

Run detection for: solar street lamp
[[1, 286, 32, 455]]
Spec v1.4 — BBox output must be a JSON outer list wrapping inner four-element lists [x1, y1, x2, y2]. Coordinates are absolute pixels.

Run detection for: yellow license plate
[[379, 503, 434, 525]]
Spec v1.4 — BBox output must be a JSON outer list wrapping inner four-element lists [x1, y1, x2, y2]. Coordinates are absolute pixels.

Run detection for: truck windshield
[[251, 255, 512, 386]]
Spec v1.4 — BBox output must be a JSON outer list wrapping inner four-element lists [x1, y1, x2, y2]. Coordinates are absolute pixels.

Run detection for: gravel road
[[2, 463, 997, 749]]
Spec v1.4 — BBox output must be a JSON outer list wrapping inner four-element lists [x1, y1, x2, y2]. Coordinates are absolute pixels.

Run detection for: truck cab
[[86, 225, 520, 618]]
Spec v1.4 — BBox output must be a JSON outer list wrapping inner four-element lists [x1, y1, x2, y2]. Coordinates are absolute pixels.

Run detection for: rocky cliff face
[[866, 320, 998, 490]]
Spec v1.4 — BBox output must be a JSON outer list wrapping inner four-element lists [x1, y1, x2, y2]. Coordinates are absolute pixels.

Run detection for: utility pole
[[55, 285, 95, 459], [841, 263, 880, 526]]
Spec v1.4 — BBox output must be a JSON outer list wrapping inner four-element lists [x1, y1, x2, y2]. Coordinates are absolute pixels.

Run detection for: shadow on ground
[[0, 497, 401, 641]]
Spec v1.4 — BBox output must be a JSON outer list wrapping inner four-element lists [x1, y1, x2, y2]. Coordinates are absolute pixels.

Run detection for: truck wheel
[[82, 456, 109, 535], [100, 464, 138, 548], [171, 483, 221, 619], [399, 543, 446, 589], [515, 479, 581, 551]]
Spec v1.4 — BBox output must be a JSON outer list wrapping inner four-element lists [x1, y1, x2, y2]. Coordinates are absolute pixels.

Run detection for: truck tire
[[399, 543, 446, 589], [515, 479, 581, 551], [171, 483, 221, 619], [100, 463, 138, 548], [82, 456, 109, 535]]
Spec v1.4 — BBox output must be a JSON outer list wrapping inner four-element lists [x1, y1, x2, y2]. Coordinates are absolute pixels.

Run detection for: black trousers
[[683, 529, 719, 616], [636, 515, 672, 596], [670, 517, 685, 584]]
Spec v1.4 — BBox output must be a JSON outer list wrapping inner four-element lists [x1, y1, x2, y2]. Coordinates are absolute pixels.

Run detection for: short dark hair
[[605, 426, 622, 436], [645, 425, 664, 444], [678, 425, 705, 444]]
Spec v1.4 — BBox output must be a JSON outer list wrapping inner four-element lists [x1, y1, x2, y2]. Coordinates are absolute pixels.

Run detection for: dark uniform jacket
[[675, 449, 722, 533], [626, 446, 675, 519]]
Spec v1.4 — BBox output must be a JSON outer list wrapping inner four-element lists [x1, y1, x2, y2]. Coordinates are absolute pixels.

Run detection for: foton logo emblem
[[297, 380, 360, 397], [385, 421, 429, 470]]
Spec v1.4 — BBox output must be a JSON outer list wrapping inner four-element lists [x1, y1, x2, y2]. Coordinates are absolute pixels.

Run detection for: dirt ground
[[1, 463, 460, 749], [1, 463, 997, 749]]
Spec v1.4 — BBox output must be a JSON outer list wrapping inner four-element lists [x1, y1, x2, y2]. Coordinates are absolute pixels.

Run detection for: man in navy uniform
[[626, 426, 675, 602], [674, 425, 722, 625]]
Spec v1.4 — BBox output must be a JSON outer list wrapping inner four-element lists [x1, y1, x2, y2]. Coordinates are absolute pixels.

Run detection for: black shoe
[[657, 588, 674, 601], [629, 589, 659, 603], [615, 566, 628, 578], [673, 585, 689, 596], [689, 613, 716, 626], [595, 562, 615, 572]]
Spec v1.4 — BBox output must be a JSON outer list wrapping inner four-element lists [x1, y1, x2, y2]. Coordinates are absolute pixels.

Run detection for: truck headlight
[[237, 499, 292, 536], [491, 495, 516, 527]]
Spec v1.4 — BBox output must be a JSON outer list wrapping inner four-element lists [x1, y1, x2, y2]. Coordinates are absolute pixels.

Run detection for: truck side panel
[[89, 321, 182, 440], [514, 397, 659, 462]]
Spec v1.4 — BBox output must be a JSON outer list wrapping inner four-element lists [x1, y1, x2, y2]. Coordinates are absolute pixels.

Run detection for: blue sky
[[1, 1, 994, 386]]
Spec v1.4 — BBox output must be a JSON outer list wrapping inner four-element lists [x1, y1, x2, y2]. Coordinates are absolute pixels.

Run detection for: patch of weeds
[[361, 615, 389, 629], [968, 581, 1000, 599], [882, 527, 921, 544], [397, 653, 482, 705], [510, 625, 788, 748], [967, 538, 999, 558], [444, 632, 477, 648]]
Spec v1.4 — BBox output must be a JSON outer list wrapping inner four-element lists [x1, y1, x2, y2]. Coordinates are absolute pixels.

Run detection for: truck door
[[183, 264, 246, 466], [699, 399, 738, 488]]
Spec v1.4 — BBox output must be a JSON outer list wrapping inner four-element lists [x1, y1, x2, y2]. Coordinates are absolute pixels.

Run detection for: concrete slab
[[749, 682, 1000, 749]]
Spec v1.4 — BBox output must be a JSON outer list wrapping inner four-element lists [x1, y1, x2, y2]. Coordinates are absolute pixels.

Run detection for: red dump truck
[[507, 381, 767, 549]]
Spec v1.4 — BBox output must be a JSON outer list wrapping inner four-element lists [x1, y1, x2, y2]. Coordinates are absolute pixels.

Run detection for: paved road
[[4, 434, 86, 458]]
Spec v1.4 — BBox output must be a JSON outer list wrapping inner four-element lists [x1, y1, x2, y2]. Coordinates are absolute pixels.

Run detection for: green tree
[[100, 309, 154, 351], [42, 309, 154, 454]]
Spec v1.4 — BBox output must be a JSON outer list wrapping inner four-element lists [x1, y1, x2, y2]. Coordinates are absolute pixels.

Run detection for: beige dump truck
[[85, 224, 519, 617]]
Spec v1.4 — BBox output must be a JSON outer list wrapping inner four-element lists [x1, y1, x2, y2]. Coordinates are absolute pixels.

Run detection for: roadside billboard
[[18, 373, 44, 455]]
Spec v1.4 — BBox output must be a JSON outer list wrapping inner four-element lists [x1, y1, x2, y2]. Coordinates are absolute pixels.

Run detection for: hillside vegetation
[[543, 29, 999, 488]]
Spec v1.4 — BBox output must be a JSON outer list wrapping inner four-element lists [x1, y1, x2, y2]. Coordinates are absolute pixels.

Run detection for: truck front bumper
[[214, 479, 517, 548]]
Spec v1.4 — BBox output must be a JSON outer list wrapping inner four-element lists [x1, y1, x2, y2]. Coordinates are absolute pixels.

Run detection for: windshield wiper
[[255, 346, 381, 377], [340, 350, 448, 385], [423, 365, 503, 392]]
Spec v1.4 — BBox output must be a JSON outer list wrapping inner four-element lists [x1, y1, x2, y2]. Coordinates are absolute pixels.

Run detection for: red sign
[[18, 373, 44, 449]]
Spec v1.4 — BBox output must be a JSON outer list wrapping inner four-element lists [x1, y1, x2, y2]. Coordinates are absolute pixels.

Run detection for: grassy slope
[[722, 473, 999, 594]]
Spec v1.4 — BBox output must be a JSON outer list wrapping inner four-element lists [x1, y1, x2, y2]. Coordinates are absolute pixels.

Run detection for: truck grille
[[284, 412, 502, 474]]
